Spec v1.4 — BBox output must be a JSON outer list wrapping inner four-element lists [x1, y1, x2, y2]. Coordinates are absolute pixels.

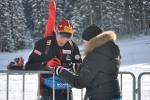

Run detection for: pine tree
[[63, 0, 74, 19], [0, 0, 15, 52], [56, 0, 65, 22], [101, 0, 124, 33], [8, 0, 32, 50], [31, 0, 49, 38], [56, 0, 74, 22], [141, 0, 150, 35], [71, 0, 86, 44], [80, 0, 93, 27], [22, 0, 34, 35]]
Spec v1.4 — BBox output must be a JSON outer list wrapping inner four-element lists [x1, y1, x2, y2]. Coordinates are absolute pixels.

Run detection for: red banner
[[44, 0, 56, 37]]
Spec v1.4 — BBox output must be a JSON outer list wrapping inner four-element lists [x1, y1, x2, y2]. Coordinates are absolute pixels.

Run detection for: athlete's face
[[56, 33, 70, 47]]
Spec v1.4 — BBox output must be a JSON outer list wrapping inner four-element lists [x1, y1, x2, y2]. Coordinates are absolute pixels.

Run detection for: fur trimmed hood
[[84, 31, 117, 55]]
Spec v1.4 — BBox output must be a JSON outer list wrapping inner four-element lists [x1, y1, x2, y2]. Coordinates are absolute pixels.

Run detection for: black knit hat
[[82, 25, 103, 41]]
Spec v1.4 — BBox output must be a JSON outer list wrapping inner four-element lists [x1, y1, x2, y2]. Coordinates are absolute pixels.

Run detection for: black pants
[[41, 86, 73, 100]]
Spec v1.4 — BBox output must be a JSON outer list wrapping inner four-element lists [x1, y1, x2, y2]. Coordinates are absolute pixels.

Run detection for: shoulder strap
[[44, 36, 54, 55], [68, 40, 73, 47], [68, 40, 74, 54]]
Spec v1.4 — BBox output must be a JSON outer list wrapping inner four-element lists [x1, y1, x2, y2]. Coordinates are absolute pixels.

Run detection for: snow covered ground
[[0, 35, 150, 100]]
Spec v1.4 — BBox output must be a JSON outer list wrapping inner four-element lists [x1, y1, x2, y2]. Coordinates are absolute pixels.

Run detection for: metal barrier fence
[[138, 72, 150, 100], [0, 70, 51, 100], [0, 71, 137, 100], [118, 72, 136, 100]]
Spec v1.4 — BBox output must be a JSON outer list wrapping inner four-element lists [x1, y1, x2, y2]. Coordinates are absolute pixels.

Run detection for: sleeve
[[25, 41, 47, 70], [59, 52, 100, 88]]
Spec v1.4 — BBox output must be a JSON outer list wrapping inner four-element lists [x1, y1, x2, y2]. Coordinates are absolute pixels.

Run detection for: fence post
[[120, 74, 123, 97], [137, 72, 150, 100], [119, 72, 136, 100], [22, 73, 25, 100], [6, 74, 9, 100]]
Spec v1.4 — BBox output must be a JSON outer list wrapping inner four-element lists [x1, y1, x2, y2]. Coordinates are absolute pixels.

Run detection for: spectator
[[53, 25, 122, 100]]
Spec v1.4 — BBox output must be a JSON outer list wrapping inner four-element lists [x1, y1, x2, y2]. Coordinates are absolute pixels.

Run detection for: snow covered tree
[[139, 0, 150, 35], [79, 0, 93, 27], [56, 0, 65, 22], [23, 0, 49, 38], [8, 0, 32, 50], [0, 23, 15, 52], [71, 0, 86, 44], [56, 0, 74, 22], [1, 0, 150, 52], [63, 0, 74, 19], [22, 0, 34, 35], [31, 0, 49, 38], [122, 0, 141, 35], [101, 0, 124, 33], [0, 0, 33, 52], [0, 0, 15, 52]]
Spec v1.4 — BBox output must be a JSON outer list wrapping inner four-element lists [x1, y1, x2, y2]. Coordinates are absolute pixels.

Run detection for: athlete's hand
[[46, 57, 61, 68]]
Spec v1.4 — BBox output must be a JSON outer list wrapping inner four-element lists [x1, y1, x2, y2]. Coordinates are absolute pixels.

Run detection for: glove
[[14, 57, 24, 66], [7, 57, 24, 70], [46, 57, 61, 69]]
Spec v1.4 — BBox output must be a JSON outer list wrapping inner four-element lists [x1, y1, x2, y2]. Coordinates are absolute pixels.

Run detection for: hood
[[84, 31, 117, 55]]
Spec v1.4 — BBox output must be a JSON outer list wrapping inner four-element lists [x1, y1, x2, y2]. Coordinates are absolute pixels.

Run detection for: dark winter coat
[[59, 31, 121, 99]]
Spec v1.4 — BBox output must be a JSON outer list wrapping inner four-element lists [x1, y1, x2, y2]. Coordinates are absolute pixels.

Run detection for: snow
[[0, 35, 150, 100], [117, 35, 150, 66]]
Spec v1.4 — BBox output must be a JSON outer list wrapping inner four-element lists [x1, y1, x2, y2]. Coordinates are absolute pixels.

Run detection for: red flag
[[44, 0, 56, 37], [38, 0, 56, 96]]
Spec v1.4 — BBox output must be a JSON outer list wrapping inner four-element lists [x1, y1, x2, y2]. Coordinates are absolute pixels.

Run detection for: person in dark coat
[[52, 25, 122, 100], [25, 19, 82, 100]]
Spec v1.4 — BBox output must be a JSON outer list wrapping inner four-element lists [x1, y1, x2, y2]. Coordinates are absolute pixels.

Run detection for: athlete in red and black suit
[[25, 19, 82, 100]]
